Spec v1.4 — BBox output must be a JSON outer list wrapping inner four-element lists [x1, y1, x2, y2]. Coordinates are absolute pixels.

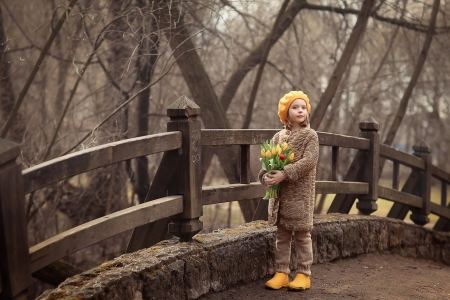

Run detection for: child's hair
[[285, 111, 310, 130]]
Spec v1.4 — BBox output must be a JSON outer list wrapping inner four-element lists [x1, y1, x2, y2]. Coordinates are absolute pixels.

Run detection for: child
[[259, 91, 319, 291]]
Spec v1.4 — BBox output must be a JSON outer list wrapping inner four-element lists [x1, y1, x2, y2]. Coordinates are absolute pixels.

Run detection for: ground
[[199, 252, 450, 300]]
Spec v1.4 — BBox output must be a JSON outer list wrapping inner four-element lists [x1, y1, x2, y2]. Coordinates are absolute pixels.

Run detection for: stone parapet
[[37, 214, 450, 299]]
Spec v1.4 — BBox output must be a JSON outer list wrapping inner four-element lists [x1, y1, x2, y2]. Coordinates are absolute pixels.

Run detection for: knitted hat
[[278, 91, 311, 125]]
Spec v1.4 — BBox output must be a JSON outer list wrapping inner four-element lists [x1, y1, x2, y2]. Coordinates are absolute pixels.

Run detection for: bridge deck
[[199, 252, 450, 299]]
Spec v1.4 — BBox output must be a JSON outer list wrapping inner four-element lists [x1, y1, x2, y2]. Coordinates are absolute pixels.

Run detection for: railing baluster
[[393, 161, 400, 190], [240, 145, 251, 184], [332, 146, 339, 181], [442, 181, 447, 207]]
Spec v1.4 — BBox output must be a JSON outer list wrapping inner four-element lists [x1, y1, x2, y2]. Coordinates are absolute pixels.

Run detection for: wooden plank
[[331, 146, 339, 181], [126, 149, 181, 253], [316, 181, 369, 195], [442, 181, 447, 207], [252, 199, 269, 221], [317, 132, 370, 149], [430, 202, 450, 220], [202, 183, 266, 205], [30, 196, 183, 273], [328, 150, 366, 213], [0, 138, 20, 165], [22, 132, 182, 194], [240, 145, 251, 184], [378, 186, 422, 208], [431, 165, 450, 184], [387, 170, 421, 219], [434, 202, 450, 232], [201, 129, 277, 145], [202, 181, 369, 206], [201, 129, 370, 149], [0, 162, 32, 297], [379, 144, 425, 170], [393, 161, 400, 190]]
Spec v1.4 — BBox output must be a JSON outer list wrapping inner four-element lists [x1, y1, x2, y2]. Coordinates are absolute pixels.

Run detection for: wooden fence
[[0, 96, 449, 299]]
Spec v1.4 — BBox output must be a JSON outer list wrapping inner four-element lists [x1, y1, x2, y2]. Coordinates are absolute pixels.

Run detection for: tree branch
[[0, 0, 78, 138]]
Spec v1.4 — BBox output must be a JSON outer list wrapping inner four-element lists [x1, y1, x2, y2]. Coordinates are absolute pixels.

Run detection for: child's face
[[288, 99, 308, 126]]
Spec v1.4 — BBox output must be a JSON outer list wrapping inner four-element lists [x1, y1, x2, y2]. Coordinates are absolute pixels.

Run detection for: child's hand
[[264, 170, 286, 186]]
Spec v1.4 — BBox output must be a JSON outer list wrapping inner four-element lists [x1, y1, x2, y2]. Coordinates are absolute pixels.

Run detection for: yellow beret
[[278, 91, 311, 125]]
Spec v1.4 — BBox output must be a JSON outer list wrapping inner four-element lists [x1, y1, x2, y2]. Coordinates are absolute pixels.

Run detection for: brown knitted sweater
[[258, 127, 319, 231]]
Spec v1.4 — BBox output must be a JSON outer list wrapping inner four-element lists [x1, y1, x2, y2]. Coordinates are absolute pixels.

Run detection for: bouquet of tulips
[[260, 140, 294, 200]]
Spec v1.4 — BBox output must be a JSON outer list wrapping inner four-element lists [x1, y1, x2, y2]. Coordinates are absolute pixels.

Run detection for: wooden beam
[[202, 183, 266, 205], [201, 129, 277, 145], [378, 186, 422, 208], [431, 165, 450, 183], [393, 161, 400, 190], [23, 132, 182, 194], [430, 202, 450, 221], [201, 129, 370, 149], [387, 169, 421, 219], [331, 146, 339, 181], [328, 150, 366, 213], [0, 158, 32, 298], [240, 145, 251, 184], [379, 144, 425, 170], [30, 196, 183, 273], [317, 132, 370, 149], [316, 181, 368, 194], [126, 149, 181, 253]]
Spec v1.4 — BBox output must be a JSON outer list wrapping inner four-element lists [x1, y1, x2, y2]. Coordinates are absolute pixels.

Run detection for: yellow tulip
[[271, 147, 276, 155], [283, 142, 288, 150], [261, 149, 265, 157], [289, 153, 295, 161], [276, 145, 281, 155], [265, 150, 271, 158]]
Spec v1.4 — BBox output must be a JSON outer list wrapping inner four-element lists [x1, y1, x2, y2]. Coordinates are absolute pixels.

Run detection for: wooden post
[[356, 117, 379, 215], [167, 96, 203, 242], [410, 140, 431, 226], [331, 146, 339, 181], [0, 139, 32, 299]]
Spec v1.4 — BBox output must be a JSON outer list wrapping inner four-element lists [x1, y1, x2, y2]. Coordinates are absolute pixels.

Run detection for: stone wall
[[37, 214, 450, 299]]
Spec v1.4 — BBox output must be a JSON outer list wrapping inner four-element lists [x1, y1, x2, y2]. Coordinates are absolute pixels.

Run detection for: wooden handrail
[[29, 195, 183, 273], [201, 129, 370, 149], [22, 132, 182, 194], [202, 181, 369, 206], [378, 186, 422, 208], [431, 165, 450, 184], [430, 202, 450, 220], [379, 144, 425, 170]]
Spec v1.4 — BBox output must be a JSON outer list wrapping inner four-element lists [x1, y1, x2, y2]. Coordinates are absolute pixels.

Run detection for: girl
[[259, 91, 319, 291]]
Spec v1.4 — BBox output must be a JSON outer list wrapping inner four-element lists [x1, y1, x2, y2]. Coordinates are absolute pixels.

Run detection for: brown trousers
[[274, 225, 313, 275]]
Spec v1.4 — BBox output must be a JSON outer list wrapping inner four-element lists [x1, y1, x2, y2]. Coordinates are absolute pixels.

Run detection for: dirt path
[[199, 253, 450, 300]]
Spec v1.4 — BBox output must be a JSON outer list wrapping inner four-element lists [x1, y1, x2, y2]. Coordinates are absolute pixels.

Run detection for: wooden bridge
[[1, 96, 449, 300]]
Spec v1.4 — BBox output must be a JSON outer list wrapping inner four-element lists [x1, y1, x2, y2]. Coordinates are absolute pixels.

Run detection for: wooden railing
[[0, 96, 449, 299]]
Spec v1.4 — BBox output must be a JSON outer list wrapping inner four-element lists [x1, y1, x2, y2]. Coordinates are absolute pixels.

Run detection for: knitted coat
[[258, 127, 319, 231]]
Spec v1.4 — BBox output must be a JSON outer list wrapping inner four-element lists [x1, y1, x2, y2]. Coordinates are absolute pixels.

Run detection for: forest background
[[1, 0, 449, 295]]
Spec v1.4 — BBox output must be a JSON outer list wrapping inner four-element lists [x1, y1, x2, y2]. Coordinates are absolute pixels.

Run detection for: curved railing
[[0, 96, 449, 300]]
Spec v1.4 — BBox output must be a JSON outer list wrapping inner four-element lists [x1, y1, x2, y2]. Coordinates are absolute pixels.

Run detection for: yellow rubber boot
[[265, 272, 289, 290], [288, 273, 310, 291]]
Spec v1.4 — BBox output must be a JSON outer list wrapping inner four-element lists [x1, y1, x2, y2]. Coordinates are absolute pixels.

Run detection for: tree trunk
[[379, 0, 440, 176], [0, 4, 24, 143], [134, 3, 159, 204], [382, 0, 440, 147], [345, 0, 408, 136], [160, 2, 259, 220], [242, 0, 291, 129], [0, 0, 77, 139], [219, 0, 307, 112], [310, 0, 376, 130]]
